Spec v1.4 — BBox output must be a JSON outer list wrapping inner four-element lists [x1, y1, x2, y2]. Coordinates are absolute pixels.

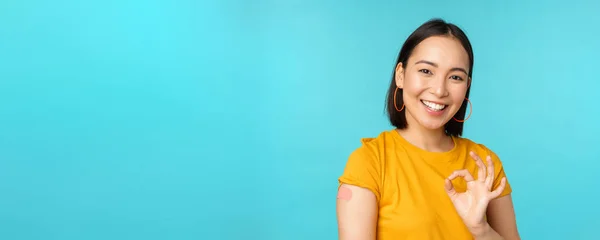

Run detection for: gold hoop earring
[[453, 98, 472, 122], [393, 87, 404, 112]]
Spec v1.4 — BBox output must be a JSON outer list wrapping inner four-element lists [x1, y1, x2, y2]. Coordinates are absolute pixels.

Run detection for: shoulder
[[455, 137, 508, 172], [455, 137, 500, 157], [341, 130, 400, 178], [341, 129, 402, 174], [348, 129, 397, 159], [338, 130, 395, 201]]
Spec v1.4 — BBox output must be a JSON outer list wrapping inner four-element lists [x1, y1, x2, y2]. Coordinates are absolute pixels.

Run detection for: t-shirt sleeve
[[483, 146, 512, 199], [338, 141, 382, 202]]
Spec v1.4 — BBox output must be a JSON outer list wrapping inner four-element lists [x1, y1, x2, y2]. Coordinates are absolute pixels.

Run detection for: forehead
[[409, 36, 470, 70]]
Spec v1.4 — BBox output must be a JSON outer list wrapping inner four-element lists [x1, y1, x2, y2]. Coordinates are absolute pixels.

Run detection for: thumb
[[444, 178, 457, 197]]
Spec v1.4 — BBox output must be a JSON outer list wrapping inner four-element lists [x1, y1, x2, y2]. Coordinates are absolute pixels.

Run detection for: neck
[[398, 116, 454, 152]]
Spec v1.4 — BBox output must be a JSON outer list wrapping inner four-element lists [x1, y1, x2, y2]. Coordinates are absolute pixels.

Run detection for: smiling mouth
[[421, 100, 447, 111]]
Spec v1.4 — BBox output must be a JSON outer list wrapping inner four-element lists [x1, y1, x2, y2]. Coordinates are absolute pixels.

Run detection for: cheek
[[450, 85, 469, 101], [402, 75, 427, 95]]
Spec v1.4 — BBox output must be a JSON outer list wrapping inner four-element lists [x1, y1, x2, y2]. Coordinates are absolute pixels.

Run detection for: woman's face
[[396, 36, 471, 131]]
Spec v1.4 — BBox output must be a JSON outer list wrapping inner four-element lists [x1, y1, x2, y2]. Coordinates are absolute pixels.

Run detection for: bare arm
[[486, 194, 520, 240], [336, 184, 378, 240], [469, 194, 520, 240]]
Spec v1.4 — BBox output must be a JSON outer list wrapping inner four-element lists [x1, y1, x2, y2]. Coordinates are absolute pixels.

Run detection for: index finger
[[447, 169, 475, 182]]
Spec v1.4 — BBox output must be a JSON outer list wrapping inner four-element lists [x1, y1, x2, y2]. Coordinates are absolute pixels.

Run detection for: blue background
[[1, 0, 599, 239]]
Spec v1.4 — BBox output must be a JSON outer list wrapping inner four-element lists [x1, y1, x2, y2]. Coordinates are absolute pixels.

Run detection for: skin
[[337, 36, 520, 240]]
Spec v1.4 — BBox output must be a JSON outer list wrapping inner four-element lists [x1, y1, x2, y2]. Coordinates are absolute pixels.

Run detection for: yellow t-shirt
[[338, 129, 512, 240]]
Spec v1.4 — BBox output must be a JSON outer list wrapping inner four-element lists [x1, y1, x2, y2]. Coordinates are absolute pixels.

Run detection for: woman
[[336, 19, 520, 240]]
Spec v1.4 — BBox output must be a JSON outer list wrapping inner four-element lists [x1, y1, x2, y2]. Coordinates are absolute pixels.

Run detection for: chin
[[416, 118, 448, 130]]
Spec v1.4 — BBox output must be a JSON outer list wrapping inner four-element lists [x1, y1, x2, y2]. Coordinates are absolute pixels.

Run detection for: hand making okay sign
[[444, 151, 507, 229]]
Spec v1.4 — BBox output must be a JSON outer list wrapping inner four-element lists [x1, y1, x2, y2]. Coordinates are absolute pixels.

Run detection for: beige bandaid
[[337, 186, 353, 201]]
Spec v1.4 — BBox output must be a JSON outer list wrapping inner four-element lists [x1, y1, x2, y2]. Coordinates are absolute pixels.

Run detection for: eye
[[419, 69, 432, 75], [450, 75, 464, 81]]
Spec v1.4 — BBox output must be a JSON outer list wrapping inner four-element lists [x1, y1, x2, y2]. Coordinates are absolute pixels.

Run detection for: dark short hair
[[385, 18, 474, 137]]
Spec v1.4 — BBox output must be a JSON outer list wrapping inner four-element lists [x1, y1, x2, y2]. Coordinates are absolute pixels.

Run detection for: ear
[[467, 77, 472, 88], [395, 62, 404, 88]]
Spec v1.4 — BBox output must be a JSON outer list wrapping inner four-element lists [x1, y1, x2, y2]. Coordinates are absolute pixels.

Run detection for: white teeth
[[422, 100, 446, 111]]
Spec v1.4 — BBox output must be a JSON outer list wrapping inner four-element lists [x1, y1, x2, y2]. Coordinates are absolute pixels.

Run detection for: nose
[[429, 77, 449, 98]]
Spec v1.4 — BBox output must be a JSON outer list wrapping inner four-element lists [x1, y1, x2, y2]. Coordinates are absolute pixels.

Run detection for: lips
[[421, 100, 447, 111]]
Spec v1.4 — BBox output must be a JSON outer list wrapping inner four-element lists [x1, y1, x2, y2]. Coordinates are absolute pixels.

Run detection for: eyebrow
[[415, 60, 468, 75]]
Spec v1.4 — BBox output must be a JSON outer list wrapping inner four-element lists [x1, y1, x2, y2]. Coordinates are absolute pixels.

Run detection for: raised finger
[[490, 177, 507, 199], [470, 151, 486, 182], [485, 155, 495, 188], [447, 169, 475, 182]]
